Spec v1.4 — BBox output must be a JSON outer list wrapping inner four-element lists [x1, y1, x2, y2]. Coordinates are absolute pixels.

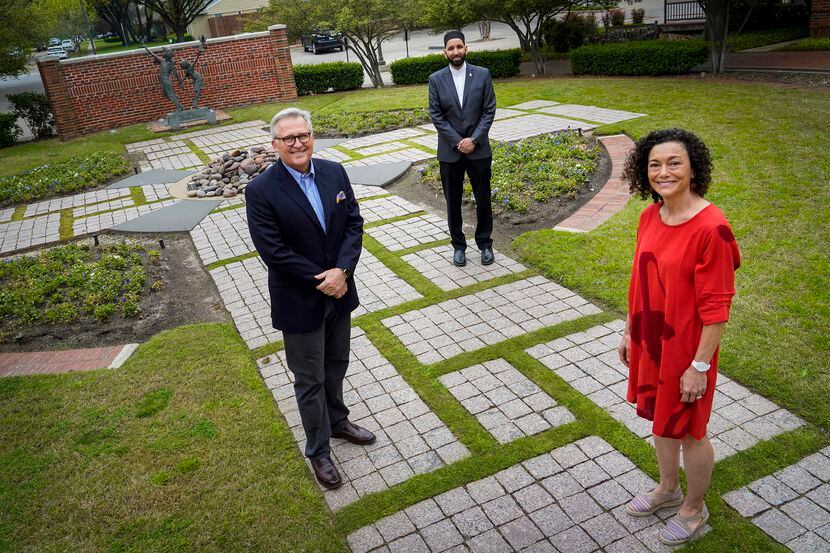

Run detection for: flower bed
[[0, 152, 131, 205], [420, 131, 600, 214], [314, 109, 430, 137], [0, 242, 162, 342]]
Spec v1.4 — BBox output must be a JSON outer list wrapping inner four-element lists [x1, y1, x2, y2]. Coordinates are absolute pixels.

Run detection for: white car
[[47, 45, 68, 59], [61, 40, 75, 52]]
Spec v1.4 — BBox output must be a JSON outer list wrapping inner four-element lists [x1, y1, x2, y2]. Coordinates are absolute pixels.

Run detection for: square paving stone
[[402, 245, 526, 291], [436, 488, 477, 516], [388, 533, 430, 553], [466, 528, 511, 553], [421, 518, 464, 552], [753, 508, 806, 544], [581, 512, 629, 547], [529, 504, 573, 537], [405, 498, 445, 529], [376, 511, 416, 541], [788, 531, 830, 553], [548, 525, 598, 553], [452, 506, 494, 538], [749, 475, 800, 506], [499, 516, 544, 550], [514, 483, 555, 513], [800, 452, 830, 481], [496, 465, 536, 493], [347, 525, 384, 553], [723, 488, 771, 517], [781, 497, 830, 530], [482, 494, 524, 526], [559, 491, 604, 524], [466, 476, 505, 504]]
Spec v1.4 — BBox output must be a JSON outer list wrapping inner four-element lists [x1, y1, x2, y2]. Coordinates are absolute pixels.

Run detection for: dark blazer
[[428, 63, 497, 163], [245, 158, 363, 333]]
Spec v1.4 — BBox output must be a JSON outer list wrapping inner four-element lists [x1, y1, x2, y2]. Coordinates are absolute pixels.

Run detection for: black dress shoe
[[331, 421, 376, 445], [453, 249, 467, 267], [311, 456, 342, 489], [481, 248, 495, 265]]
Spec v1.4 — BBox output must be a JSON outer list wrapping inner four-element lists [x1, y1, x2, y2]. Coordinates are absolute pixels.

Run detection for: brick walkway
[[555, 135, 635, 233], [0, 344, 137, 377]]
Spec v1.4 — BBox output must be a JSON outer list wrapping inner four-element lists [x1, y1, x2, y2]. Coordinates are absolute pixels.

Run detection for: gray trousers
[[283, 299, 351, 460]]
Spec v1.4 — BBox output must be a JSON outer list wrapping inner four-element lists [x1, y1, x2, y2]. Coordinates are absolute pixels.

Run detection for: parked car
[[49, 37, 61, 46], [46, 45, 68, 59], [36, 43, 48, 52], [61, 39, 75, 52], [302, 30, 344, 54]]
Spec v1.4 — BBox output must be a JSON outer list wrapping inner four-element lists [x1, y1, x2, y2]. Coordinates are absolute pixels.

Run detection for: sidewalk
[[696, 51, 830, 73]]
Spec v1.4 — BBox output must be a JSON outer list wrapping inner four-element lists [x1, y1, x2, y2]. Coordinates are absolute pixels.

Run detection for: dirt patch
[[385, 139, 612, 258], [682, 71, 830, 90], [0, 233, 230, 352]]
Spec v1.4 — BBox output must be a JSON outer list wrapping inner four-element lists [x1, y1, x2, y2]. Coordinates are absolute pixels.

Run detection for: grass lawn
[[0, 76, 828, 551]]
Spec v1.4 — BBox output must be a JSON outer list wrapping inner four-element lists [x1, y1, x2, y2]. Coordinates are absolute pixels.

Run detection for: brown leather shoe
[[311, 456, 342, 489], [331, 421, 376, 445]]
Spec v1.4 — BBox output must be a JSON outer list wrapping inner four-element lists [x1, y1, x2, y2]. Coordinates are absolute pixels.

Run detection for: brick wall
[[812, 0, 830, 37], [38, 25, 297, 141]]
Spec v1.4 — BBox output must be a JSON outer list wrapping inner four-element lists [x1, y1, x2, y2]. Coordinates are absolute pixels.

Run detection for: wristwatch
[[340, 267, 351, 278], [691, 360, 711, 372], [471, 137, 478, 146]]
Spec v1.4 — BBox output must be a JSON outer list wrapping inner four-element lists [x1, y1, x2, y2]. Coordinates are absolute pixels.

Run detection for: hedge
[[570, 40, 708, 76], [389, 49, 522, 85], [293, 62, 364, 95]]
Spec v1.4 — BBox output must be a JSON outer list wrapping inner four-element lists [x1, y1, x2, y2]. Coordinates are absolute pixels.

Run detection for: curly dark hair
[[621, 129, 713, 202]]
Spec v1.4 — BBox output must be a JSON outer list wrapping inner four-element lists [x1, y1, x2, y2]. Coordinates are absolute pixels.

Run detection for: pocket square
[[336, 191, 347, 204]]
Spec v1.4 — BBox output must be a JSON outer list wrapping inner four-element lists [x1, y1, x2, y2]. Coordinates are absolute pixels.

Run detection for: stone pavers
[[0, 344, 138, 377], [724, 447, 830, 551], [352, 184, 388, 200], [347, 436, 709, 552], [72, 196, 135, 218], [383, 276, 600, 364], [316, 147, 352, 163], [556, 135, 635, 233], [489, 114, 597, 142], [0, 213, 61, 253], [528, 322, 806, 461], [141, 183, 174, 202], [191, 207, 255, 266], [344, 148, 434, 168], [352, 249, 422, 317], [177, 120, 271, 158], [494, 108, 527, 120], [402, 245, 526, 291], [538, 105, 646, 125], [128, 139, 202, 170], [357, 141, 410, 155], [364, 214, 449, 251], [24, 188, 129, 217], [72, 200, 178, 236], [210, 256, 279, 349], [408, 134, 439, 151], [258, 326, 470, 510], [360, 196, 424, 223], [440, 359, 575, 444]]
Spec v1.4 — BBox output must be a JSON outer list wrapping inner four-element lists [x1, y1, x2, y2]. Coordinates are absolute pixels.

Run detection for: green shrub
[[774, 37, 830, 51], [420, 131, 599, 214], [570, 40, 708, 75], [389, 49, 521, 85], [0, 113, 21, 148], [544, 14, 596, 53], [314, 108, 430, 136], [7, 92, 55, 139], [632, 8, 645, 24], [610, 8, 626, 26], [293, 62, 363, 95], [0, 151, 131, 204], [727, 27, 807, 51], [0, 242, 160, 338]]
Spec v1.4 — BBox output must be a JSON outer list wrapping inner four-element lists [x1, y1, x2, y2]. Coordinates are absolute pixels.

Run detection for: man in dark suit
[[428, 30, 497, 267], [246, 107, 375, 490]]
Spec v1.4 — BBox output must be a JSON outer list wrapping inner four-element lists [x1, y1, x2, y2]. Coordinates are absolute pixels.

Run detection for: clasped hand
[[457, 138, 475, 155], [315, 269, 347, 299]]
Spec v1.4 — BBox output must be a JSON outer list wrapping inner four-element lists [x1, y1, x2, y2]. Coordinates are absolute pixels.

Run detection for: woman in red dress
[[618, 129, 740, 545]]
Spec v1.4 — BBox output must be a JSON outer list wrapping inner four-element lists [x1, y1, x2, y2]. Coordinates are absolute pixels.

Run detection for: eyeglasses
[[274, 133, 312, 146]]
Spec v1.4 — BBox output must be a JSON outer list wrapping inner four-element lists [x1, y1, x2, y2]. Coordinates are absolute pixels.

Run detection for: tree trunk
[[705, 0, 731, 74], [345, 34, 383, 87], [174, 26, 186, 42]]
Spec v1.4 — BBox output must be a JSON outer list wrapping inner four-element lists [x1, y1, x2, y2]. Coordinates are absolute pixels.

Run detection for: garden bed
[[388, 132, 610, 245], [312, 109, 431, 138], [0, 234, 228, 352]]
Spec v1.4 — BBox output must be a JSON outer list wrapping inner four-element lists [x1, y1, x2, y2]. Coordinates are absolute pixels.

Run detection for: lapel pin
[[336, 191, 346, 204]]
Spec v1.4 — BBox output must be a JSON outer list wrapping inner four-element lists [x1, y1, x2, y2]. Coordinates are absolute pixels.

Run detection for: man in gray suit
[[428, 30, 497, 267]]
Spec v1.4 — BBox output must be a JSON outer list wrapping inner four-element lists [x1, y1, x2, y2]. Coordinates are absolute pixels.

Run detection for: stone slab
[[402, 245, 527, 291], [107, 169, 196, 189], [537, 104, 647, 125], [110, 200, 221, 233], [346, 161, 412, 187]]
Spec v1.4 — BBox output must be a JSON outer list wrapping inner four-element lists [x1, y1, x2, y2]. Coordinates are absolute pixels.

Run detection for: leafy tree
[[252, 0, 421, 88], [698, 0, 730, 74], [0, 0, 49, 78], [137, 0, 212, 42]]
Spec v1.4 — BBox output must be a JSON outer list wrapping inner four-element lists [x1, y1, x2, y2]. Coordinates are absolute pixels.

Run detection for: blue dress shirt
[[284, 161, 326, 233]]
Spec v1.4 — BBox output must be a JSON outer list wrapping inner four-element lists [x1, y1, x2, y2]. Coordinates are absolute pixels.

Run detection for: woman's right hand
[[618, 333, 631, 368]]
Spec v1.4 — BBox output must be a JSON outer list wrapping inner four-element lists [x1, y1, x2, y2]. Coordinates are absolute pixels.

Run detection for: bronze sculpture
[[142, 43, 183, 112], [180, 36, 206, 109]]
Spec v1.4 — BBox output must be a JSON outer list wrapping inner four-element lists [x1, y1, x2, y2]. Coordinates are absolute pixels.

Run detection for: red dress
[[627, 202, 740, 440]]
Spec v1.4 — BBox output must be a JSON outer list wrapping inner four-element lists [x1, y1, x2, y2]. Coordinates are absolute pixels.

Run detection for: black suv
[[302, 30, 344, 54]]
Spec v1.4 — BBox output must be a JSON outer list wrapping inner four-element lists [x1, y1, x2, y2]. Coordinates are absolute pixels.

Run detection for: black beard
[[449, 54, 466, 68]]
